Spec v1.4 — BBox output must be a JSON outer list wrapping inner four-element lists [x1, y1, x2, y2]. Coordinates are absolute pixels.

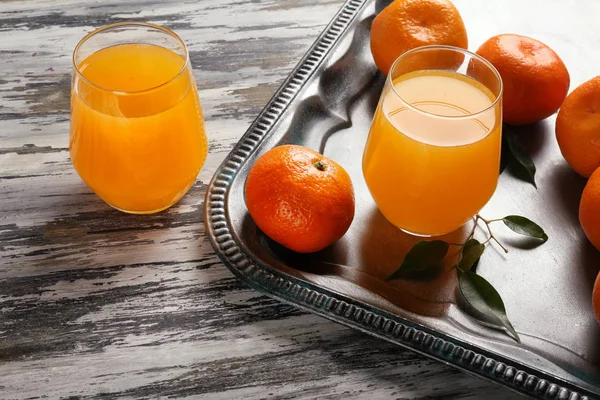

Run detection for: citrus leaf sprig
[[459, 271, 520, 342], [458, 239, 485, 272], [503, 125, 537, 188], [386, 214, 547, 343], [386, 240, 448, 281]]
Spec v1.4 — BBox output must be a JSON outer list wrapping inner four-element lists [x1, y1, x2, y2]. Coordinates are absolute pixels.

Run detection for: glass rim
[[72, 21, 190, 95], [387, 44, 503, 120]]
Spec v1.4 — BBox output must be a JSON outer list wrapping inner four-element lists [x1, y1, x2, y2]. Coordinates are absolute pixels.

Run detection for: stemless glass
[[362, 45, 503, 236], [70, 22, 208, 214]]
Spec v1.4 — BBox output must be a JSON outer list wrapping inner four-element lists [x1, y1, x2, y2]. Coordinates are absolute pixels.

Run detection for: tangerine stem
[[313, 161, 326, 171]]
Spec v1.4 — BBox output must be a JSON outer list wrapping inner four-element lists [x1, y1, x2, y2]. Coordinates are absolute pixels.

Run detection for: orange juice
[[363, 69, 501, 236], [70, 43, 207, 213]]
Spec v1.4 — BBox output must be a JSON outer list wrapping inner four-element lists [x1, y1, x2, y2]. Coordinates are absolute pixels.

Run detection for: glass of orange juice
[[362, 45, 503, 236], [70, 22, 208, 214]]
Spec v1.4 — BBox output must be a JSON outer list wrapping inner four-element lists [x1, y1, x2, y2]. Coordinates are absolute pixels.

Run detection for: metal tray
[[205, 0, 600, 398]]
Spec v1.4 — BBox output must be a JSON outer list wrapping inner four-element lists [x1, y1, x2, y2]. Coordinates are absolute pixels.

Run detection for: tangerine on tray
[[245, 145, 355, 253], [580, 167, 600, 252], [593, 272, 600, 324], [369, 0, 468, 75], [556, 76, 600, 177], [475, 33, 570, 125]]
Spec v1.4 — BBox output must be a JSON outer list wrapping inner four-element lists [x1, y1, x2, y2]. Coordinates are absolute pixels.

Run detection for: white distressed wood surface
[[0, 0, 523, 398]]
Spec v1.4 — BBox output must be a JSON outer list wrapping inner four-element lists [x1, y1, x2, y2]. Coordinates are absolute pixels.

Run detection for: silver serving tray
[[205, 0, 600, 398]]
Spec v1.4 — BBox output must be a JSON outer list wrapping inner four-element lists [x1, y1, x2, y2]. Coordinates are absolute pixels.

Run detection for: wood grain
[[0, 0, 522, 398]]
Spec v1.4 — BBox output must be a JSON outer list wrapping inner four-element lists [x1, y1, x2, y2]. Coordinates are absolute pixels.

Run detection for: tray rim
[[203, 0, 598, 398]]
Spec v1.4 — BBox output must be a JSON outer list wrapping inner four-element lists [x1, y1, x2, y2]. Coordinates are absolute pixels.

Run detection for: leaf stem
[[478, 215, 509, 253], [467, 216, 479, 241], [492, 236, 509, 253]]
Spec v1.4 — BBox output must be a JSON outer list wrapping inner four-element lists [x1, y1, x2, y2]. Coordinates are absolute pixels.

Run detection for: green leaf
[[459, 271, 520, 343], [503, 215, 548, 243], [504, 127, 537, 188], [386, 240, 449, 281], [458, 239, 485, 272]]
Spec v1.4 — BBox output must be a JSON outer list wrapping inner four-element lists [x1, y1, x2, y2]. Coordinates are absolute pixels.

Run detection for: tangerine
[[579, 167, 600, 251], [369, 0, 468, 75], [556, 76, 600, 177], [475, 34, 570, 125], [593, 272, 600, 324], [245, 145, 355, 253]]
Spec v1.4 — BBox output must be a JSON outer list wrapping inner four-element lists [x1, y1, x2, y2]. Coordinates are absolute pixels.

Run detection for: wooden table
[[0, 0, 523, 398]]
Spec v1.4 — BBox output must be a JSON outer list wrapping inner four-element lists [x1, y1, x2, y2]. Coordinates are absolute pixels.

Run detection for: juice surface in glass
[[70, 41, 207, 214], [363, 69, 501, 236]]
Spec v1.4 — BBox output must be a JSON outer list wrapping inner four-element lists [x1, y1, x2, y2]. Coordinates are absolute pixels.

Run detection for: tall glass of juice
[[70, 22, 208, 214], [362, 45, 503, 236]]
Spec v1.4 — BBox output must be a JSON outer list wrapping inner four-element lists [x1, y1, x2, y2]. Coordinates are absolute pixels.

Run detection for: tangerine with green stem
[[244, 145, 355, 253]]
